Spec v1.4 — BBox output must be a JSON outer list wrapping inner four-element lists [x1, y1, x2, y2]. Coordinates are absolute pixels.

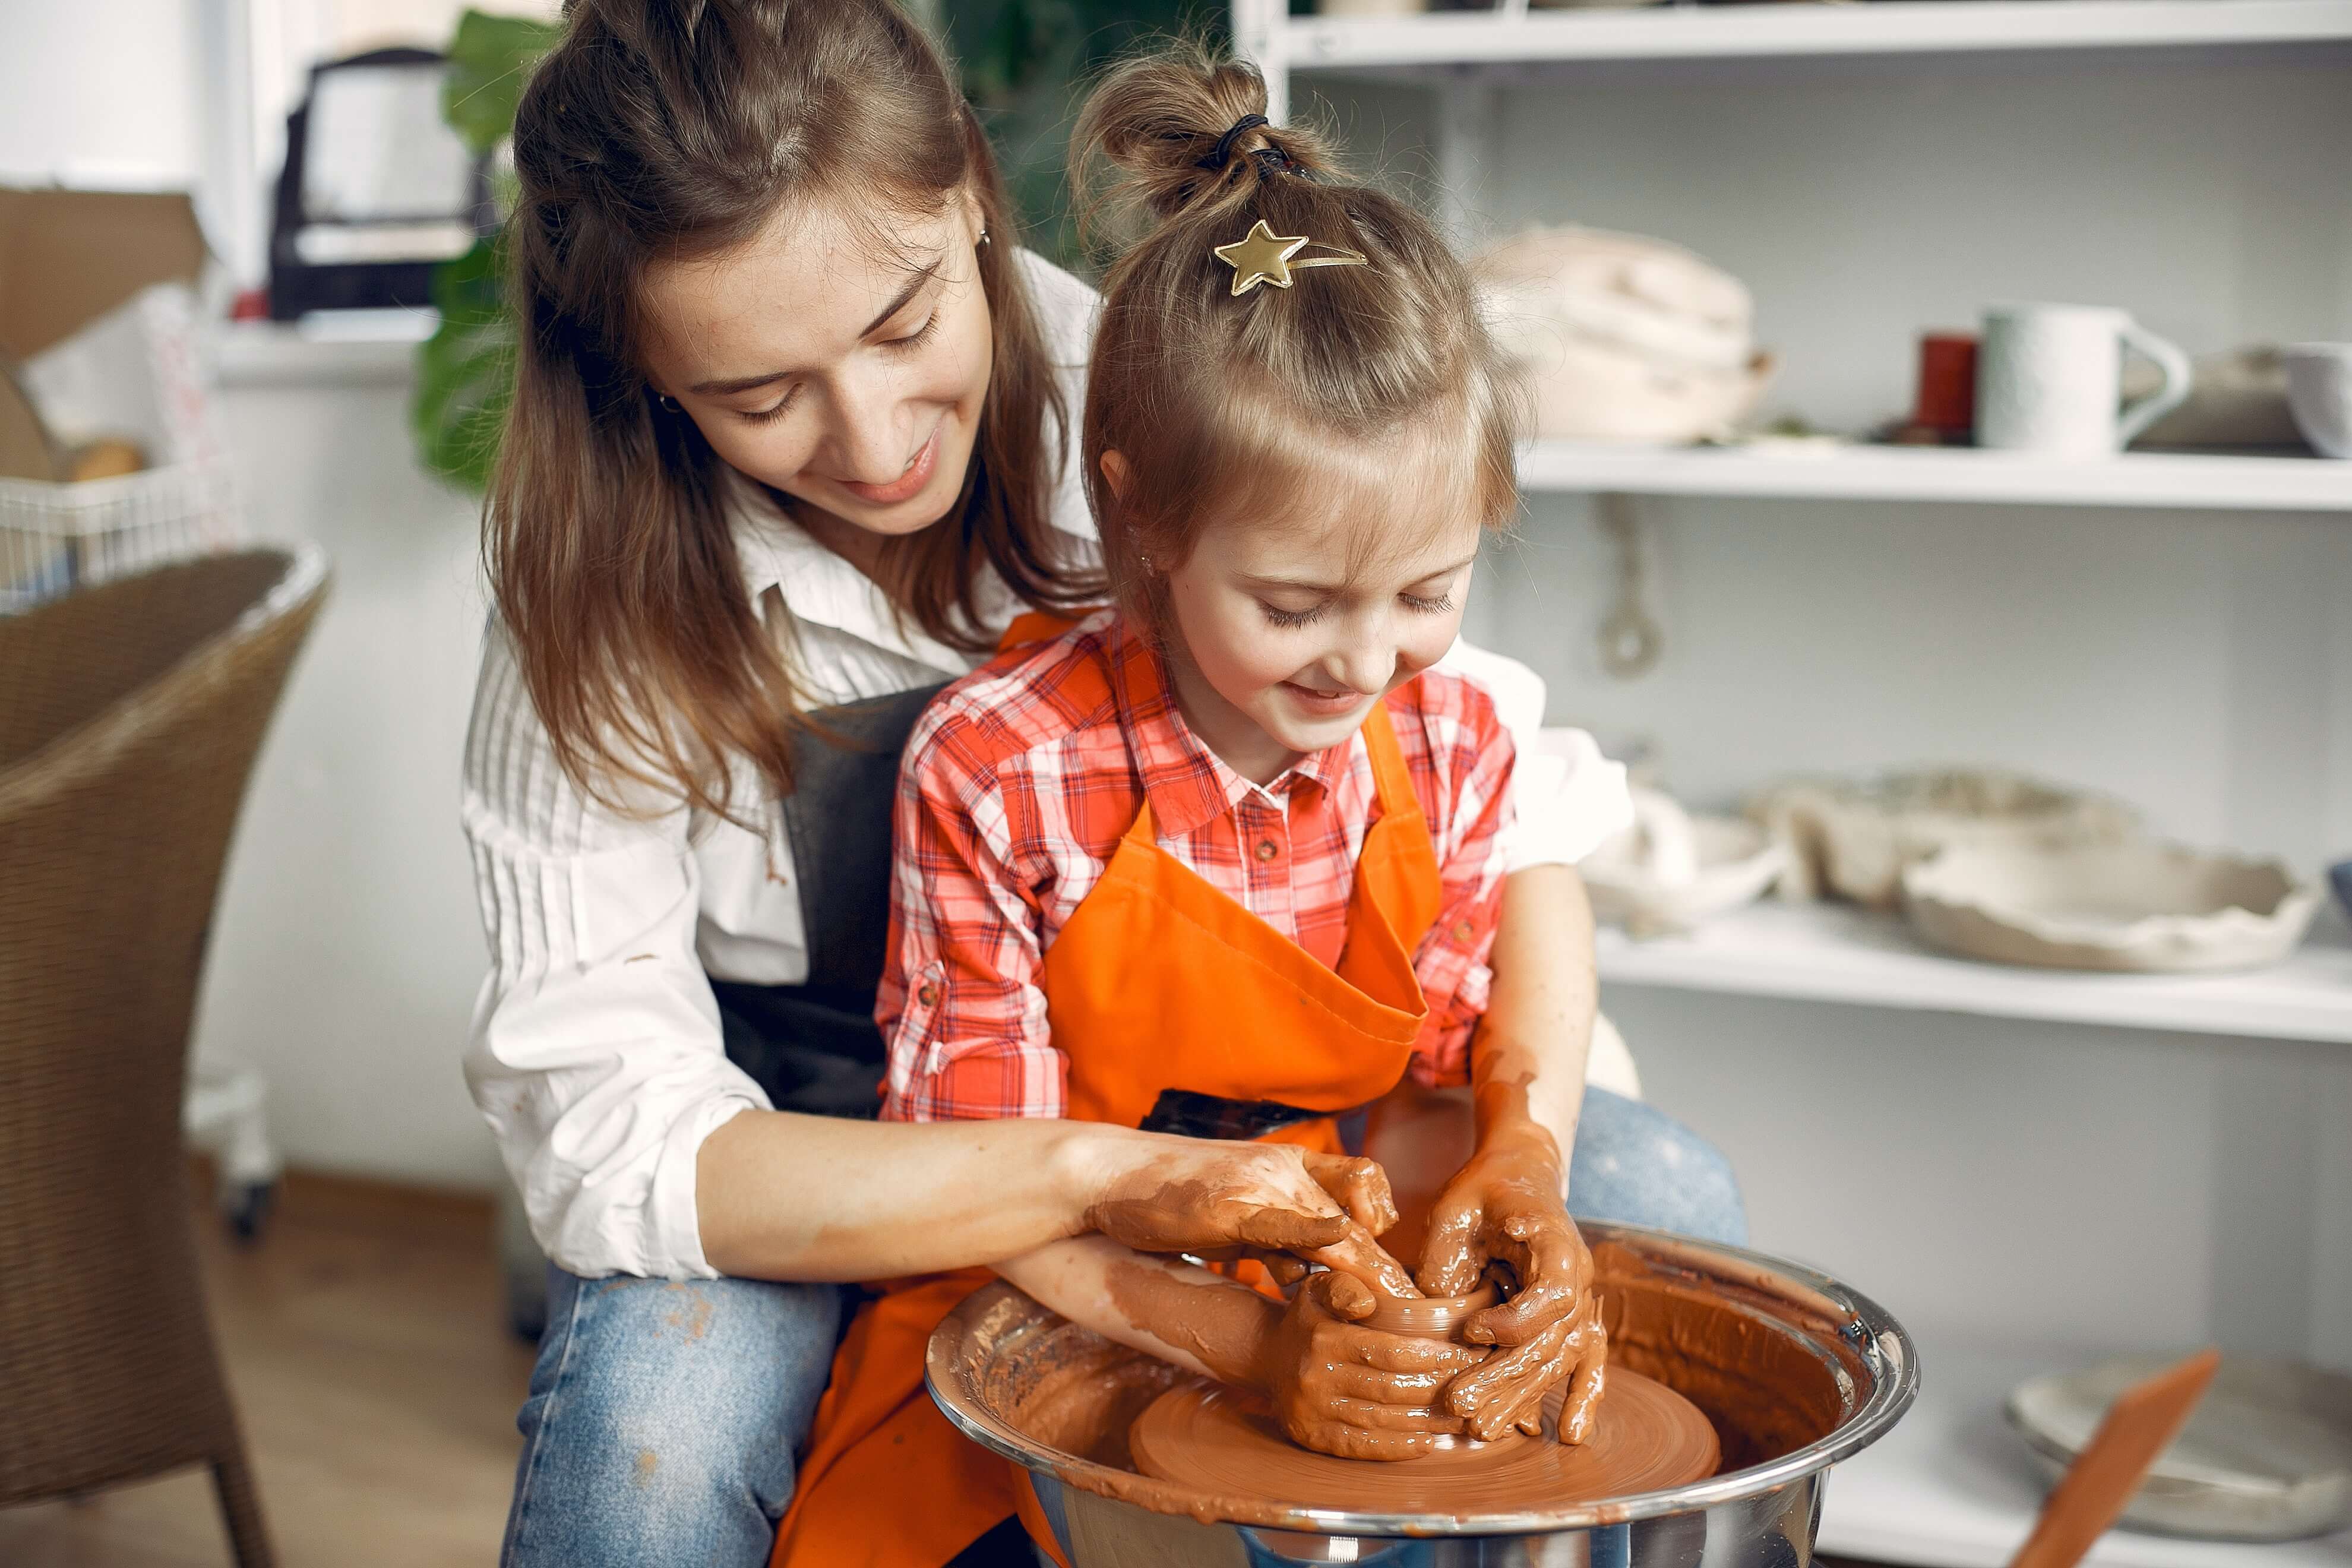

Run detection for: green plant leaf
[[443, 9, 561, 159], [410, 236, 513, 492], [944, 0, 1228, 270], [413, 9, 555, 490]]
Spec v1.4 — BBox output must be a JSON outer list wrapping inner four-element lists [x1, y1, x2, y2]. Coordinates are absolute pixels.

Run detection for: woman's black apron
[[708, 687, 946, 1119]]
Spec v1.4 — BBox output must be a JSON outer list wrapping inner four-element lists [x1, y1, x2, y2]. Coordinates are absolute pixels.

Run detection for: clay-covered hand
[[1440, 1291, 1608, 1444], [1083, 1139, 1414, 1295], [1417, 1123, 1606, 1443], [1255, 1270, 1487, 1462]]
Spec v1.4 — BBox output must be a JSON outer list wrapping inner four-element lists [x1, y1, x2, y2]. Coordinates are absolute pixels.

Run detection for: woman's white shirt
[[460, 249, 1629, 1282]]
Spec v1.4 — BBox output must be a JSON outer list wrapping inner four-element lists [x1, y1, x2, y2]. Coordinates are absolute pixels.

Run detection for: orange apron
[[771, 630, 1444, 1568]]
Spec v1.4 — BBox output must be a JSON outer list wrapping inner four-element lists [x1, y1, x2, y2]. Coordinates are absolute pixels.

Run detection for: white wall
[[1310, 52, 2352, 1367], [0, 0, 203, 187], [197, 358, 502, 1188]]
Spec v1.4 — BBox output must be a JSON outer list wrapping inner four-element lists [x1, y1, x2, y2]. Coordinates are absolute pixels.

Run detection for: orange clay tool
[[2008, 1348, 2222, 1568]]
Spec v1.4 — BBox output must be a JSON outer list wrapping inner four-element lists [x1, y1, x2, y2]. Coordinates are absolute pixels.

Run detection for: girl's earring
[[976, 226, 991, 250], [1136, 552, 1154, 574], [656, 393, 681, 412]]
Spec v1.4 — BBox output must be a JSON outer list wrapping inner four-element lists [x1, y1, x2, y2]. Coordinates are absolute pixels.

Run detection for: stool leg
[[210, 1450, 276, 1568]]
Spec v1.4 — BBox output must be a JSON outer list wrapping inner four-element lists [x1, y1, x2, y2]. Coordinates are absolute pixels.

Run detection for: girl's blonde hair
[[491, 0, 1095, 818], [1070, 45, 1525, 627]]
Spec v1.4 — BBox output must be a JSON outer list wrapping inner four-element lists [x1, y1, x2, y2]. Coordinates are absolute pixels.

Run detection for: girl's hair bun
[[1069, 42, 1341, 242]]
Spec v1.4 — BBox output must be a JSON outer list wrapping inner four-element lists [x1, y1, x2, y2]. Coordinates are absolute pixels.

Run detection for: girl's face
[[1145, 434, 1485, 785], [637, 189, 992, 540]]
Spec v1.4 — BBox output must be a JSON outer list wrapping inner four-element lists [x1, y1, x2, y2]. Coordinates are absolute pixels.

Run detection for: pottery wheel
[[1128, 1370, 1719, 1514]]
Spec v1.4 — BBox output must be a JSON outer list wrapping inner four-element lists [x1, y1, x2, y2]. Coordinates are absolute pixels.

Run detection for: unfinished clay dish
[[1902, 840, 2321, 972], [1359, 1279, 1500, 1339], [1584, 787, 1788, 937], [1749, 768, 2136, 909], [2008, 1355, 2352, 1540]]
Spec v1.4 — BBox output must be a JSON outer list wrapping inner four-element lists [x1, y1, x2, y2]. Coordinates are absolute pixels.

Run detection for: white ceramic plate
[[1902, 839, 2320, 972], [2008, 1356, 2352, 1541], [1584, 794, 1788, 937]]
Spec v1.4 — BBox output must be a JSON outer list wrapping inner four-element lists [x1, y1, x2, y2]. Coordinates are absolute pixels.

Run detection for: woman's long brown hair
[[490, 0, 1093, 817]]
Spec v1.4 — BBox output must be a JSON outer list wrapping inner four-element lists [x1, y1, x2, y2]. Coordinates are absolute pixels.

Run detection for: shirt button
[[918, 984, 939, 1007], [1255, 839, 1279, 862], [1453, 919, 1477, 942]]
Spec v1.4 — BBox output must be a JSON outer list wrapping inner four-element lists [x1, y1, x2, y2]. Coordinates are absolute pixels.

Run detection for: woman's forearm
[[697, 1110, 1121, 1281], [1480, 864, 1598, 1164], [697, 1111, 1377, 1283]]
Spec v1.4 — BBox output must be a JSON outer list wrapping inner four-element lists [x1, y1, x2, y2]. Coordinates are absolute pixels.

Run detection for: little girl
[[775, 49, 1608, 1568]]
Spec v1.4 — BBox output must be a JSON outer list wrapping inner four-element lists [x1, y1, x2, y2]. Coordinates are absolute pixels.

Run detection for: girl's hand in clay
[[1256, 1271, 1486, 1461], [1082, 1137, 1415, 1295], [1441, 1295, 1608, 1445], [1417, 1121, 1605, 1443]]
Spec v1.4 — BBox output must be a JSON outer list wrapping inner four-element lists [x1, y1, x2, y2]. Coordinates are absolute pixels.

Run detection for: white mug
[[1976, 304, 2192, 457]]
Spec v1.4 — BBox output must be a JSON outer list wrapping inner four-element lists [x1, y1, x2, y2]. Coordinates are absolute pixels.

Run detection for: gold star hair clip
[[1212, 219, 1370, 298]]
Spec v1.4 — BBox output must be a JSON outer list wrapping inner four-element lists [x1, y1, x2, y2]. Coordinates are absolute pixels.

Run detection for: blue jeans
[[501, 1270, 842, 1567], [1567, 1086, 1748, 1245], [499, 1088, 1743, 1567]]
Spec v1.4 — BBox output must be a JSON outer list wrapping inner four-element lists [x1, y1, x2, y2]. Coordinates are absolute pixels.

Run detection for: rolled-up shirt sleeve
[[1437, 637, 1633, 871], [460, 631, 769, 1281]]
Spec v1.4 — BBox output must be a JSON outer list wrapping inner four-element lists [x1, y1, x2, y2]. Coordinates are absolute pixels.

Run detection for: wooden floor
[[0, 1172, 537, 1567]]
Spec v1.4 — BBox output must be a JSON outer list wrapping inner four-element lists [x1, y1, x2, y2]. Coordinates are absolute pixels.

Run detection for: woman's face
[[637, 189, 992, 538]]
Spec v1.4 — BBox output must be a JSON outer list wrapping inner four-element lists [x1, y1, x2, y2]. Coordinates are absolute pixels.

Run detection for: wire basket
[[0, 459, 242, 615]]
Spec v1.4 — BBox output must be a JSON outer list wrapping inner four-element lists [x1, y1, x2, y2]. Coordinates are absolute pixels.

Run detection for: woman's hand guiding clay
[[1083, 1138, 1418, 1298]]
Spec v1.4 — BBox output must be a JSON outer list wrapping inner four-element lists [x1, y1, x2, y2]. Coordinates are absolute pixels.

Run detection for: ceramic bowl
[[2008, 1355, 2352, 1540], [1584, 788, 1788, 937], [1749, 768, 2136, 909], [1902, 839, 2321, 973], [2284, 343, 2352, 458]]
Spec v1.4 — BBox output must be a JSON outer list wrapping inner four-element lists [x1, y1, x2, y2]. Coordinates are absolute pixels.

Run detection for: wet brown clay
[[1359, 1282, 1500, 1338], [1127, 1368, 1719, 1513], [989, 1241, 1848, 1527]]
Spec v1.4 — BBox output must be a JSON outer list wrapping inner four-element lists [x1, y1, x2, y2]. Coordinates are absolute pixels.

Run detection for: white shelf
[[1597, 899, 2352, 1044], [1819, 1332, 2352, 1567], [1515, 441, 2352, 511], [1281, 1, 2352, 73], [211, 316, 431, 389]]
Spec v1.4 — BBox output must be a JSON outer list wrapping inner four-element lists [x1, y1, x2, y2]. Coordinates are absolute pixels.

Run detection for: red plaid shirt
[[878, 612, 1515, 1124]]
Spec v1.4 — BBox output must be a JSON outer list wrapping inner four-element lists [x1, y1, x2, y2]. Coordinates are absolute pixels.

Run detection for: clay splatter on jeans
[[660, 1285, 715, 1343]]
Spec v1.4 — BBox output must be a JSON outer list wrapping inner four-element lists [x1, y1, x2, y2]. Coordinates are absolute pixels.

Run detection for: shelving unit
[[1267, 0, 2352, 78], [1240, 6, 2352, 1566], [1518, 441, 2352, 513], [1598, 899, 2352, 1044], [1819, 1333, 2352, 1566]]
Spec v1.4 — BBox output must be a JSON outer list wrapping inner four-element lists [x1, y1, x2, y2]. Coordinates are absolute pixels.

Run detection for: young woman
[[461, 4, 1744, 1565]]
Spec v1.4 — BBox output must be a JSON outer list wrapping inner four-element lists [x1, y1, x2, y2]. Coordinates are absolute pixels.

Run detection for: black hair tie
[[1197, 113, 1270, 172]]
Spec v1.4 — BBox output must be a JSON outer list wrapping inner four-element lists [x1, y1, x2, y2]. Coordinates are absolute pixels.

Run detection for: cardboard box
[[0, 186, 235, 609], [0, 186, 214, 480]]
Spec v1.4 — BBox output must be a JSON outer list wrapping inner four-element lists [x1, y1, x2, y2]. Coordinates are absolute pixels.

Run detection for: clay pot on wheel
[[928, 1225, 1915, 1566]]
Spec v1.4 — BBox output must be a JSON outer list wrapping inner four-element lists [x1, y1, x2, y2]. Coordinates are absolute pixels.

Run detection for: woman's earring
[[656, 393, 681, 412], [976, 226, 991, 250], [1136, 552, 1154, 574]]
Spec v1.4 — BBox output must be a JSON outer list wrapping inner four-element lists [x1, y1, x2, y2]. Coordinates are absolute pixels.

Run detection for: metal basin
[[927, 1223, 1915, 1567]]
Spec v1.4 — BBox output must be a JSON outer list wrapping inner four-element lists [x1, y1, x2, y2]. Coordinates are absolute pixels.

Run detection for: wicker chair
[[0, 547, 328, 1567]]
